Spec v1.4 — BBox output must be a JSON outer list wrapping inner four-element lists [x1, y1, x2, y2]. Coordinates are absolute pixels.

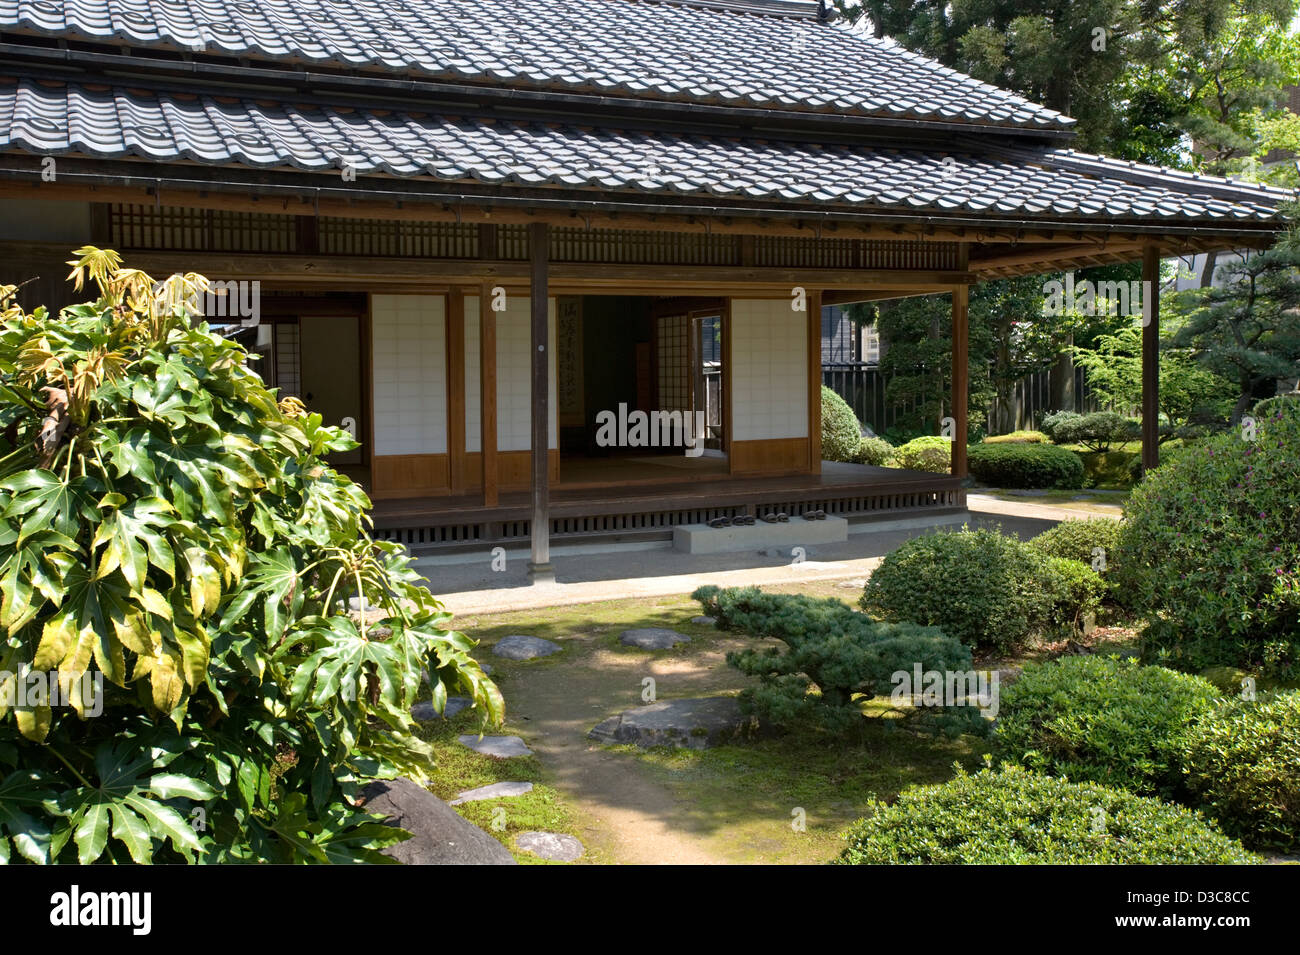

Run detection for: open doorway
[[556, 294, 728, 486]]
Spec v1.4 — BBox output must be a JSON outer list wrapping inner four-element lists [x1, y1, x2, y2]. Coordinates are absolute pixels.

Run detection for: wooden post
[[950, 285, 969, 479], [1141, 245, 1161, 474], [807, 289, 823, 472], [479, 281, 498, 506], [528, 222, 553, 582], [446, 289, 465, 495]]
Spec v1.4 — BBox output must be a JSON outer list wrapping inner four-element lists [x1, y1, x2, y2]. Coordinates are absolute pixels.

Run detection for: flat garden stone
[[690, 616, 717, 626], [515, 831, 584, 862], [449, 781, 534, 806], [589, 697, 757, 750], [493, 635, 562, 660], [457, 734, 533, 758], [411, 697, 472, 722], [358, 778, 516, 865], [619, 628, 691, 650]]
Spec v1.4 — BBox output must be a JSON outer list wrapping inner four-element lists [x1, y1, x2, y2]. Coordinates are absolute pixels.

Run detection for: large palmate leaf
[[0, 470, 100, 539], [0, 524, 75, 635], [93, 494, 177, 591], [0, 769, 57, 864], [53, 740, 214, 864]]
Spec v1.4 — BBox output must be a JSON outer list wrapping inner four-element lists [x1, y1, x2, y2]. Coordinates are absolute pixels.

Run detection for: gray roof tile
[[0, 76, 1282, 225], [0, 0, 1073, 130]]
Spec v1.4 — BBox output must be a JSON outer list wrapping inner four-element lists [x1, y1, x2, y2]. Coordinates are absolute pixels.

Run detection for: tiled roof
[[0, 0, 1074, 131], [0, 76, 1283, 224]]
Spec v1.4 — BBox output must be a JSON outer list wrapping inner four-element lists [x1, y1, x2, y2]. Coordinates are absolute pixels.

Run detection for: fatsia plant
[[0, 248, 502, 863]]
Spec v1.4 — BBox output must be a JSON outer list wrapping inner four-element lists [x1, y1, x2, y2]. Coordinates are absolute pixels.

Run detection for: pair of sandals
[[708, 515, 756, 528], [760, 512, 790, 523], [802, 509, 827, 521]]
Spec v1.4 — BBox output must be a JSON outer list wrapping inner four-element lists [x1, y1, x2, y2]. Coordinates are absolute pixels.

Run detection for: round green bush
[[1028, 517, 1123, 566], [1251, 393, 1300, 421], [1041, 410, 1140, 451], [994, 656, 1220, 796], [890, 434, 952, 473], [853, 436, 894, 467], [861, 527, 1054, 654], [1042, 556, 1105, 627], [967, 442, 1085, 489], [1113, 411, 1300, 678], [1179, 690, 1300, 852], [820, 386, 862, 463], [836, 765, 1256, 864]]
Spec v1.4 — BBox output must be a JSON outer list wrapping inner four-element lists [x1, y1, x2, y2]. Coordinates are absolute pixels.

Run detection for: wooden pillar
[[446, 289, 466, 494], [528, 222, 553, 582], [1141, 245, 1161, 473], [950, 285, 969, 479], [479, 282, 498, 506], [807, 289, 823, 472]]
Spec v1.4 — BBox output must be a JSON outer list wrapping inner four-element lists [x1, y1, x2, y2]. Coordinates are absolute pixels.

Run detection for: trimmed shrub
[[1251, 393, 1300, 421], [1041, 410, 1141, 451], [890, 434, 952, 473], [1113, 410, 1300, 678], [1179, 691, 1300, 852], [982, 430, 1047, 444], [1028, 518, 1123, 599], [693, 586, 972, 733], [967, 442, 1085, 489], [994, 656, 1219, 796], [1028, 517, 1122, 566], [861, 527, 1055, 654], [1042, 557, 1105, 627], [853, 436, 894, 467], [820, 386, 862, 463], [836, 765, 1256, 864]]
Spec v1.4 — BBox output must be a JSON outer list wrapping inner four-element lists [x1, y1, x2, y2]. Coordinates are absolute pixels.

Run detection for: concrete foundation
[[673, 515, 848, 554]]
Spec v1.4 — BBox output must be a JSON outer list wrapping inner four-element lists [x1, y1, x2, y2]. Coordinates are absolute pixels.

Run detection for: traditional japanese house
[[0, 0, 1287, 577]]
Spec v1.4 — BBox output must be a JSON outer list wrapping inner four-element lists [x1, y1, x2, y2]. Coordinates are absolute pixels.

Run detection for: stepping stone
[[457, 735, 533, 758], [835, 579, 867, 589], [449, 781, 534, 806], [691, 616, 717, 626], [411, 696, 472, 722], [515, 831, 584, 863], [589, 697, 757, 750], [358, 779, 516, 865], [619, 628, 691, 650], [493, 635, 562, 660]]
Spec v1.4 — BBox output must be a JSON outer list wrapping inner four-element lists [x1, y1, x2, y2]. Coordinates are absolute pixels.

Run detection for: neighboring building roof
[[0, 75, 1283, 229], [0, 0, 1073, 132]]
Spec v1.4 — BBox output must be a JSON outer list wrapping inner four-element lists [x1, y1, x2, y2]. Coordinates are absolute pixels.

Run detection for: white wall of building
[[464, 295, 557, 452], [730, 299, 808, 441], [370, 294, 447, 455]]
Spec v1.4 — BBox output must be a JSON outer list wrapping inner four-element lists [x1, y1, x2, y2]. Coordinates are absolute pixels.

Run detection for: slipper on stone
[[802, 511, 818, 521], [776, 512, 789, 522], [708, 517, 730, 528], [761, 512, 779, 523]]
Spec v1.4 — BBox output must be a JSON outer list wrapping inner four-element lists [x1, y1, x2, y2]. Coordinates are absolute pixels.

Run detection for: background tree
[[1167, 230, 1300, 420]]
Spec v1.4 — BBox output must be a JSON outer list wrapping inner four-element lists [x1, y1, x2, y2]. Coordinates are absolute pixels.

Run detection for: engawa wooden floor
[[369, 456, 961, 530]]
